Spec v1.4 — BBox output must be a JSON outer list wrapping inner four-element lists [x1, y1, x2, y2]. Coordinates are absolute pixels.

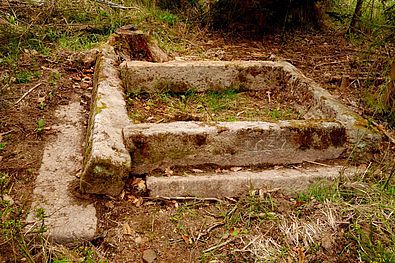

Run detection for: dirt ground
[[1, 27, 394, 262]]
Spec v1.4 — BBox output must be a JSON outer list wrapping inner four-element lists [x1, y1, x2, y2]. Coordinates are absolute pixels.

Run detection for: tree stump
[[115, 25, 169, 63]]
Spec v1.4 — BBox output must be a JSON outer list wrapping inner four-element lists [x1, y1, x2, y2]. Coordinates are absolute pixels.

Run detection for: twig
[[226, 204, 238, 217], [361, 162, 372, 180], [194, 221, 225, 243], [225, 196, 238, 203], [14, 82, 43, 105], [314, 60, 349, 69], [305, 160, 331, 167], [327, 76, 385, 83], [0, 130, 13, 136], [383, 165, 395, 190], [371, 120, 395, 145], [202, 238, 236, 253], [95, 0, 139, 10], [143, 196, 223, 203]]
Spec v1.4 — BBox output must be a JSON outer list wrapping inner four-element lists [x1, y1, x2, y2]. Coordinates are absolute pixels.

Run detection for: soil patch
[[127, 89, 302, 123]]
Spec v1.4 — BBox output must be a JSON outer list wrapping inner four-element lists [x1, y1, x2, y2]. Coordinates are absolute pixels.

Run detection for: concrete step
[[146, 165, 358, 198], [123, 120, 346, 174]]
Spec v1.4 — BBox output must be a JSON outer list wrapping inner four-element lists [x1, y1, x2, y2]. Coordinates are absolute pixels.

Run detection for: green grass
[[127, 88, 300, 123], [15, 71, 41, 84], [58, 33, 107, 51], [35, 118, 45, 134], [167, 162, 395, 262]]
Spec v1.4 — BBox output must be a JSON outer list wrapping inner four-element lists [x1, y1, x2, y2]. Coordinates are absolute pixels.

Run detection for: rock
[[142, 249, 157, 263], [2, 194, 14, 205], [135, 235, 143, 245]]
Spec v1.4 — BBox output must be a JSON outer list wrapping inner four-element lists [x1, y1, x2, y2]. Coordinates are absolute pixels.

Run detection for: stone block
[[81, 45, 131, 196], [123, 120, 346, 174]]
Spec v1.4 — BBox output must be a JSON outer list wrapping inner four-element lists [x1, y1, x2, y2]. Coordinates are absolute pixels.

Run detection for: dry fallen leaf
[[181, 234, 192, 244], [128, 195, 144, 207], [230, 167, 242, 172], [104, 201, 114, 209], [132, 178, 146, 192], [123, 222, 134, 235], [71, 75, 81, 81], [164, 167, 174, 176]]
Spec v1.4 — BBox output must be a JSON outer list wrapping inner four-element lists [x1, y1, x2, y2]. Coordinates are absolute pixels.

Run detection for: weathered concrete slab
[[123, 120, 346, 174], [120, 60, 294, 94], [81, 45, 131, 196], [120, 60, 380, 151], [147, 166, 356, 198], [27, 102, 96, 244]]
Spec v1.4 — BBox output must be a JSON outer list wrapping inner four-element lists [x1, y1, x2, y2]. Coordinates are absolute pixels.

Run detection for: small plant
[[0, 142, 4, 152], [59, 33, 105, 51], [38, 100, 46, 110], [15, 70, 41, 84], [157, 11, 179, 26], [0, 172, 10, 193], [15, 71, 33, 84], [49, 71, 61, 86], [36, 118, 45, 133]]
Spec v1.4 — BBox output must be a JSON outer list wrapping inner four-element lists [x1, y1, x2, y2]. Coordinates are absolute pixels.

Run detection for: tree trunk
[[348, 0, 364, 33]]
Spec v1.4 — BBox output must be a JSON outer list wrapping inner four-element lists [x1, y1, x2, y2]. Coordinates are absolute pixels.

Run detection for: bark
[[115, 25, 169, 63], [348, 0, 364, 33]]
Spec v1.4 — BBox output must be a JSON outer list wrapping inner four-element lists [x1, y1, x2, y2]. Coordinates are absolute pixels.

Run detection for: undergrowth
[[327, 0, 395, 127]]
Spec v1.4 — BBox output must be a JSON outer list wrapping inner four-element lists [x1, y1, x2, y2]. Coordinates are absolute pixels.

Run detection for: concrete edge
[[147, 166, 359, 198], [119, 59, 381, 152], [81, 44, 131, 196], [124, 120, 347, 174], [280, 61, 381, 151]]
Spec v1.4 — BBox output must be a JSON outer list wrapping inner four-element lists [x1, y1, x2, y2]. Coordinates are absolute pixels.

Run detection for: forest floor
[[1, 3, 395, 262]]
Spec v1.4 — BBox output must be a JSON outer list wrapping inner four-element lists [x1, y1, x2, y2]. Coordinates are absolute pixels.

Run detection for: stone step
[[123, 120, 347, 174], [146, 165, 358, 198]]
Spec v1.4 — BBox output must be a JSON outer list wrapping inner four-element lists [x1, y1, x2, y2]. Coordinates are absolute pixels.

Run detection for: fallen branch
[[15, 82, 43, 105], [371, 120, 395, 145], [202, 238, 236, 253], [95, 0, 139, 10], [144, 196, 223, 203]]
